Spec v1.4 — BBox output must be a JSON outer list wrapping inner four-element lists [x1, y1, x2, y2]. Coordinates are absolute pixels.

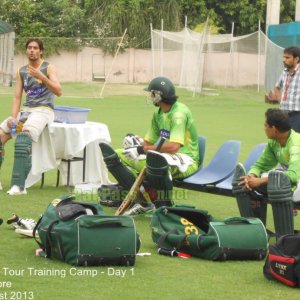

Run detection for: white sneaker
[[7, 185, 27, 195], [0, 181, 2, 190], [123, 203, 154, 216], [7, 214, 36, 230]]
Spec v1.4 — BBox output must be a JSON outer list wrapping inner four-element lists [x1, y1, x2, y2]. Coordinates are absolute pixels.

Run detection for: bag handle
[[224, 217, 251, 225], [78, 218, 127, 228]]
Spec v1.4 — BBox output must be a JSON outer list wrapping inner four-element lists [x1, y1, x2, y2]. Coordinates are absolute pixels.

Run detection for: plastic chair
[[178, 140, 241, 191], [216, 143, 266, 194]]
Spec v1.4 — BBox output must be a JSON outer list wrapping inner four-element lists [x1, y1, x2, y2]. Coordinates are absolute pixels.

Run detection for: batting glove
[[123, 146, 145, 161], [123, 134, 144, 149]]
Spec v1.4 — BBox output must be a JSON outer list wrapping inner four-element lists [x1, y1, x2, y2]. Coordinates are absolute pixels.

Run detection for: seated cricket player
[[100, 76, 199, 215], [232, 108, 300, 237], [0, 38, 62, 195]]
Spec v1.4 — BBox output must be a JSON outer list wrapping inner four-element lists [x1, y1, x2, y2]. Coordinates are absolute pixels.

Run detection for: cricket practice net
[[151, 26, 284, 94]]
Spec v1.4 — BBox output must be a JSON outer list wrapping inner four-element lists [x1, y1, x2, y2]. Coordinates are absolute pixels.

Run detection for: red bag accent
[[270, 267, 297, 287], [269, 254, 296, 264]]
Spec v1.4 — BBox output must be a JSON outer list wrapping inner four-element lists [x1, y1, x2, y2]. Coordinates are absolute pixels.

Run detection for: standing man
[[232, 108, 300, 237], [274, 46, 300, 132], [0, 38, 62, 195], [100, 76, 199, 215]]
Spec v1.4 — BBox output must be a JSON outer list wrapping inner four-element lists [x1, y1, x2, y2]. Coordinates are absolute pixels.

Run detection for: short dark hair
[[265, 108, 291, 132], [25, 38, 44, 52], [284, 46, 300, 59]]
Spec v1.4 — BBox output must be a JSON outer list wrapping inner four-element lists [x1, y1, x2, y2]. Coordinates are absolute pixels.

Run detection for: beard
[[28, 54, 39, 62]]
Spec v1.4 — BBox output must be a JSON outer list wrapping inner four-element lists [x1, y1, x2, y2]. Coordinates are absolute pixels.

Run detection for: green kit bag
[[151, 206, 268, 261], [34, 195, 139, 266]]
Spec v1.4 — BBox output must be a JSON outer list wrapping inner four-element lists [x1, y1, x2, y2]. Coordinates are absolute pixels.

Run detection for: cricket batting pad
[[232, 163, 254, 217], [11, 133, 32, 190], [99, 142, 135, 191], [146, 151, 173, 207], [267, 170, 294, 236], [251, 197, 268, 226]]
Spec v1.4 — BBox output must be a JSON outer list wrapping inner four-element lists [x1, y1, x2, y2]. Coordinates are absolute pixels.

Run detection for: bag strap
[[224, 217, 251, 224], [156, 228, 187, 253], [33, 216, 43, 248], [44, 220, 59, 258]]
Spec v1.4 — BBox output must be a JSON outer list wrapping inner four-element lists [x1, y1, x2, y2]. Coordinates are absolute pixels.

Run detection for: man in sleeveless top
[[0, 38, 62, 195]]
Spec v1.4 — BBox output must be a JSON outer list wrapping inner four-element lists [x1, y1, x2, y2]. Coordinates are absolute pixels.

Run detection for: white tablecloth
[[25, 121, 111, 187]]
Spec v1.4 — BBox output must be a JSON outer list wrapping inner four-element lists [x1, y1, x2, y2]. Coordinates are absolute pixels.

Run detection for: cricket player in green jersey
[[232, 108, 300, 236], [100, 77, 199, 215]]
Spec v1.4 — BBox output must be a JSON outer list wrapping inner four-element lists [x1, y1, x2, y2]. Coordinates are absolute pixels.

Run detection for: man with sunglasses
[[99, 76, 199, 215]]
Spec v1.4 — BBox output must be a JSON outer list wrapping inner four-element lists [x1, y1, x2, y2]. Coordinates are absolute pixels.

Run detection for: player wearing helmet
[[99, 77, 199, 214]]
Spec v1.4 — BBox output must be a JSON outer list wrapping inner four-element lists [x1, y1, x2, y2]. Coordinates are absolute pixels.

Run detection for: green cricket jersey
[[248, 130, 300, 185], [144, 101, 199, 162]]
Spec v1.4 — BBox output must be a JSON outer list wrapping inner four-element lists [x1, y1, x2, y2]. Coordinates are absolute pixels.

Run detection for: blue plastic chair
[[216, 143, 266, 194], [178, 140, 241, 190]]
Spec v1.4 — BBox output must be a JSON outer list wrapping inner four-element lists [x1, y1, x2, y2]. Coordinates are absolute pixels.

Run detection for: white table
[[25, 121, 111, 188]]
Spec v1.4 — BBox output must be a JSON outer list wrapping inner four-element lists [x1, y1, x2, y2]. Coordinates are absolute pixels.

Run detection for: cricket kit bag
[[263, 234, 300, 287], [151, 206, 268, 261], [34, 195, 140, 266]]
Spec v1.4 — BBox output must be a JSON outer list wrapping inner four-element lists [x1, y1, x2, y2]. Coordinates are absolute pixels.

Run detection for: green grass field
[[0, 83, 299, 299]]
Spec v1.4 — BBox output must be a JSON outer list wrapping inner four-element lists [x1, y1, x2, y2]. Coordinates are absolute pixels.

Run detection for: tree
[[0, 0, 297, 54], [206, 0, 267, 35]]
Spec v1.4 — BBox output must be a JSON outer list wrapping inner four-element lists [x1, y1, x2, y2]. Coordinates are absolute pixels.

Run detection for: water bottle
[[10, 123, 17, 138]]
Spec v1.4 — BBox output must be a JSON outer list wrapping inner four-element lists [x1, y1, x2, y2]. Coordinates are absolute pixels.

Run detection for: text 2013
[[0, 291, 34, 299]]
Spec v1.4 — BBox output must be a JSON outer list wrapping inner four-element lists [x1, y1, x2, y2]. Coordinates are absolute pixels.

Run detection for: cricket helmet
[[144, 77, 178, 105]]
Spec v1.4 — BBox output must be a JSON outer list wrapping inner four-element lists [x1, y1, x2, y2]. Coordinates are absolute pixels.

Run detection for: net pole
[[99, 28, 127, 99], [225, 22, 234, 87], [193, 18, 208, 96], [179, 17, 188, 87], [257, 21, 261, 92], [150, 23, 155, 77], [160, 19, 164, 76]]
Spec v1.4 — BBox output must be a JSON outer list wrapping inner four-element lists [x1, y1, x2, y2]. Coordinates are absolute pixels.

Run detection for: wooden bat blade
[[115, 167, 147, 216]]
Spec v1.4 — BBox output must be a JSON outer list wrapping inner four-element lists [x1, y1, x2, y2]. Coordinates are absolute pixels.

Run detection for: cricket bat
[[115, 166, 147, 215], [15, 228, 39, 238], [115, 136, 166, 216]]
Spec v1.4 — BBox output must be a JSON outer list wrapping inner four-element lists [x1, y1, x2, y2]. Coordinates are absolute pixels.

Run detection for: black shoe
[[99, 199, 122, 208]]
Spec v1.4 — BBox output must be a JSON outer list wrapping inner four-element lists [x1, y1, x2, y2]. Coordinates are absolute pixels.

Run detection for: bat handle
[[156, 136, 166, 152]]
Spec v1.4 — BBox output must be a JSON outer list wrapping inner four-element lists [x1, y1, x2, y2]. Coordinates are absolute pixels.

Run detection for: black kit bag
[[34, 195, 140, 266], [263, 234, 300, 287], [151, 206, 268, 261]]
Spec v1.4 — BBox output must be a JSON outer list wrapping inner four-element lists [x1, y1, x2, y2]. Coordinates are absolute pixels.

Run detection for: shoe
[[7, 214, 36, 230], [7, 185, 27, 195], [232, 163, 246, 194], [99, 199, 122, 208], [0, 181, 2, 190], [123, 203, 154, 216]]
